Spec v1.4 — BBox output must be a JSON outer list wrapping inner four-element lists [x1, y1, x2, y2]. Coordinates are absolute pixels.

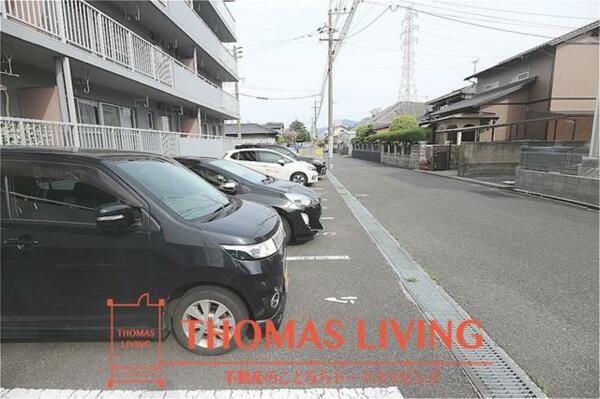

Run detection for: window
[[2, 161, 123, 224], [197, 167, 227, 187], [482, 82, 499, 91], [237, 150, 257, 162], [258, 151, 286, 164], [515, 71, 529, 81], [211, 160, 269, 185], [108, 158, 228, 221], [77, 99, 99, 125]]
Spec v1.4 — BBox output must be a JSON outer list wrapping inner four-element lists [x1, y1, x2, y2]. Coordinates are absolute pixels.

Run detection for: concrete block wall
[[458, 141, 554, 177], [515, 167, 599, 207]]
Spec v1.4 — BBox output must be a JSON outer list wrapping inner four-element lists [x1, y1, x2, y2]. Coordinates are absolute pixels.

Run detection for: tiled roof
[[359, 101, 427, 129], [426, 77, 536, 118], [224, 123, 279, 136], [465, 20, 599, 79]]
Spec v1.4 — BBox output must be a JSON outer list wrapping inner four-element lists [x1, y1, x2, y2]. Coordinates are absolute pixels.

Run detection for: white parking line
[[320, 217, 335, 220], [0, 387, 403, 399], [316, 231, 337, 236], [321, 207, 328, 210], [321, 198, 328, 201], [286, 255, 350, 261]]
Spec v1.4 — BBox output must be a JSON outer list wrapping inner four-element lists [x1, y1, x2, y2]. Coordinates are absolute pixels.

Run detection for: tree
[[289, 119, 311, 142], [352, 124, 375, 142]]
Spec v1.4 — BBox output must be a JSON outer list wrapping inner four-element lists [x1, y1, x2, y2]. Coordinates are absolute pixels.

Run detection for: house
[[265, 122, 284, 133], [224, 123, 278, 143], [333, 123, 353, 146], [421, 20, 599, 144], [0, 0, 239, 150], [359, 101, 427, 133]]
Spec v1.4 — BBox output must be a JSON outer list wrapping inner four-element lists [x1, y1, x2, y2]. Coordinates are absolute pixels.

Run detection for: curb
[[415, 170, 513, 189]]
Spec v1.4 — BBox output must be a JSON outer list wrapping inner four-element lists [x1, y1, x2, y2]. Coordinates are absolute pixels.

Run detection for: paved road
[[329, 155, 599, 398], [1, 173, 476, 397]]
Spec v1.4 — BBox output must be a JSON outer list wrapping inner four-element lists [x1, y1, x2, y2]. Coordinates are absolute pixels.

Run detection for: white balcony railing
[[5, 0, 174, 85], [0, 117, 240, 158]]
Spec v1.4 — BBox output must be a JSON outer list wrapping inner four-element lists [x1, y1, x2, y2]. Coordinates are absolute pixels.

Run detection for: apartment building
[[421, 21, 599, 144], [0, 0, 240, 154]]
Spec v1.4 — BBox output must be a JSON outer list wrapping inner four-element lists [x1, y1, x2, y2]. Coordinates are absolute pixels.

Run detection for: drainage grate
[[327, 172, 546, 398]]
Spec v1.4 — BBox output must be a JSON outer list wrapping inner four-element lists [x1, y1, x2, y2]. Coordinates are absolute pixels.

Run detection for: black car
[[235, 143, 327, 175], [1, 147, 286, 355], [176, 157, 323, 243]]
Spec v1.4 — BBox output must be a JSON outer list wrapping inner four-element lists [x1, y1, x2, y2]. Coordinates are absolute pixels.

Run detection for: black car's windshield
[[108, 158, 229, 220], [210, 159, 272, 184]]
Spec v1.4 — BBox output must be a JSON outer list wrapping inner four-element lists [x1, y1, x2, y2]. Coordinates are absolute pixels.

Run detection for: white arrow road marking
[[0, 387, 403, 398], [325, 296, 358, 304], [286, 255, 350, 261]]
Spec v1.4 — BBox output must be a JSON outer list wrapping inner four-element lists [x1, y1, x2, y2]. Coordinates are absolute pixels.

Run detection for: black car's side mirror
[[220, 181, 238, 194], [96, 203, 135, 230], [277, 159, 286, 166]]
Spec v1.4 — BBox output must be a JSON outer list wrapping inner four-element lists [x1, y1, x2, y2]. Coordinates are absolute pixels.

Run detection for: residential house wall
[[549, 32, 599, 114]]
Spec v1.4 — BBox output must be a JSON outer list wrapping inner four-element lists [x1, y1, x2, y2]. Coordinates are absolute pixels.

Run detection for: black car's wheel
[[290, 172, 308, 186], [281, 216, 293, 244], [172, 286, 249, 355]]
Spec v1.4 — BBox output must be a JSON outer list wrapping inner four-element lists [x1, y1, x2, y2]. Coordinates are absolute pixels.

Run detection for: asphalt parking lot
[[1, 170, 478, 398]]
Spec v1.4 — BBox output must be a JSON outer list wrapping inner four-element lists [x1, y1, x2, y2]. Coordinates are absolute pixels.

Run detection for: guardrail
[[0, 117, 239, 157]]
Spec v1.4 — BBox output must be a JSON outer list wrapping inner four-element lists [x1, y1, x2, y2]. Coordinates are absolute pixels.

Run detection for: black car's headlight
[[222, 223, 285, 260]]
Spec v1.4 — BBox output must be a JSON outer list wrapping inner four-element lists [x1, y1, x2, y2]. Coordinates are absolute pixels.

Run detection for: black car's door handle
[[2, 236, 38, 251]]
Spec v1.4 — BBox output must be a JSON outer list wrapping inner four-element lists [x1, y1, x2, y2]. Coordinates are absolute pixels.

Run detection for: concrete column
[[457, 131, 462, 145], [54, 58, 70, 123], [61, 57, 80, 146], [197, 107, 203, 137], [590, 88, 599, 158]]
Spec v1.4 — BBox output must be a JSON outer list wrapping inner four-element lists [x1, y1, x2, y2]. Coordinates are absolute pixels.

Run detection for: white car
[[224, 148, 319, 186]]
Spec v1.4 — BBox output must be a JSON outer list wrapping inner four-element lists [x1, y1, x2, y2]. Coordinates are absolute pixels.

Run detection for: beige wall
[[479, 91, 528, 141], [550, 37, 599, 113], [19, 86, 62, 121], [181, 117, 200, 136]]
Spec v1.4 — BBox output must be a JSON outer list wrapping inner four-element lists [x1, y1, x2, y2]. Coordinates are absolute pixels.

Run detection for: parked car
[[235, 143, 327, 175], [176, 157, 323, 243], [0, 147, 286, 355], [224, 148, 319, 186]]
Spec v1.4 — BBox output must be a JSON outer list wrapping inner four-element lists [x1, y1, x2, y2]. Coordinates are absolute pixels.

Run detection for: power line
[[344, 5, 393, 39], [432, 0, 595, 21], [407, 5, 554, 39], [363, 1, 556, 38], [404, 1, 577, 30]]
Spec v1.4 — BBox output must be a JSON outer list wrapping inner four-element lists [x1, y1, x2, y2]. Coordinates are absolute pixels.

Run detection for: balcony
[[1, 0, 239, 118], [151, 0, 238, 79], [196, 1, 237, 43], [0, 116, 240, 157]]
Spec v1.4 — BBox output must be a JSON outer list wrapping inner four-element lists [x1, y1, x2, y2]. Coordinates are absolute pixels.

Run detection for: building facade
[[0, 0, 239, 153], [421, 21, 599, 144]]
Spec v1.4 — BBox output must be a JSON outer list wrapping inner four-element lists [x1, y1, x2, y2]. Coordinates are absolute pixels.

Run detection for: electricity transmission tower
[[398, 5, 417, 101]]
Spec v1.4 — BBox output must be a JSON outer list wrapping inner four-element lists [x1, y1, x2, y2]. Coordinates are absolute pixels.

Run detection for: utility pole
[[398, 5, 417, 101], [233, 45, 243, 138], [327, 3, 335, 168], [312, 98, 318, 143]]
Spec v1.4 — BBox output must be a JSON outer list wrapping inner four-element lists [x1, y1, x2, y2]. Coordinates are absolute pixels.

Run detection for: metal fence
[[0, 117, 240, 158], [520, 146, 587, 175]]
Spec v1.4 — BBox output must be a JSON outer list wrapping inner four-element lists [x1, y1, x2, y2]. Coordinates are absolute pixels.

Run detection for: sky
[[225, 0, 599, 129]]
